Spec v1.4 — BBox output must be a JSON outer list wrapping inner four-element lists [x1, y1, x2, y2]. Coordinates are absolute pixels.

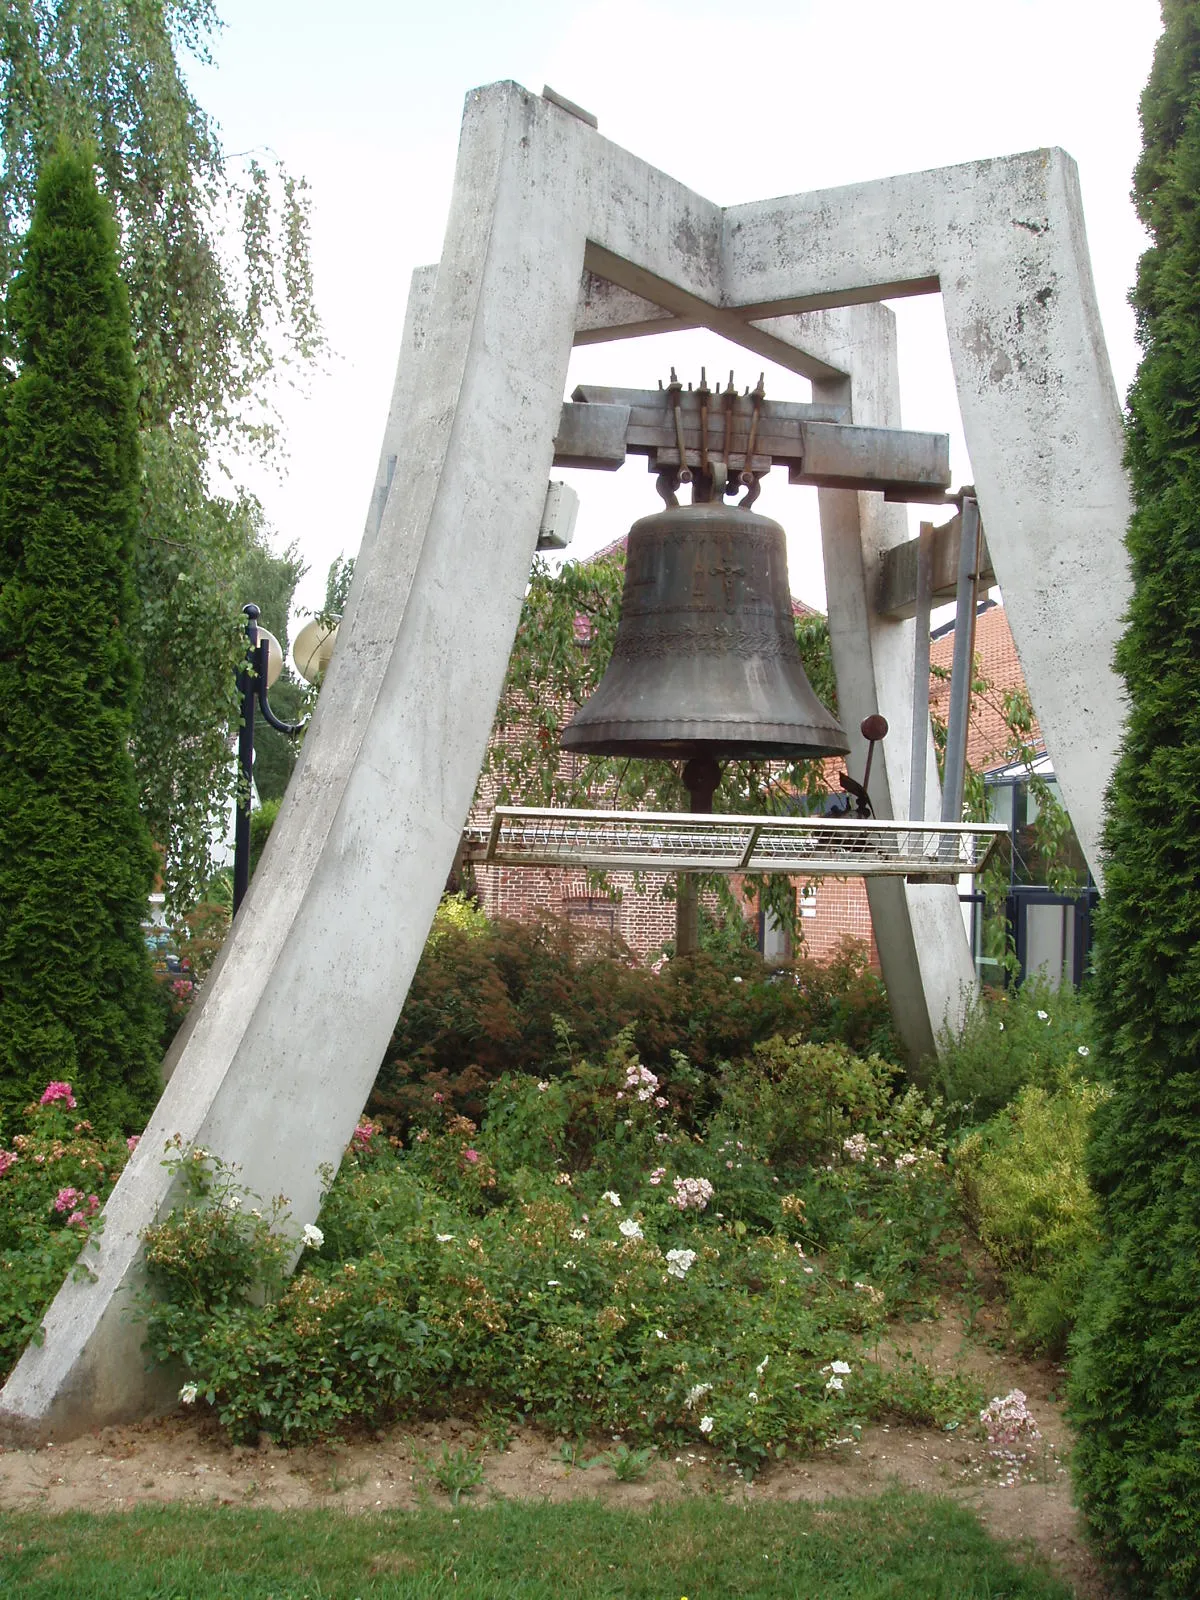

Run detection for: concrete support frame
[[1, 81, 1128, 1437]]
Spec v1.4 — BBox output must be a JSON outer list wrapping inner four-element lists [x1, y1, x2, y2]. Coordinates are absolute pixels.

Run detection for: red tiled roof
[[930, 603, 1037, 771]]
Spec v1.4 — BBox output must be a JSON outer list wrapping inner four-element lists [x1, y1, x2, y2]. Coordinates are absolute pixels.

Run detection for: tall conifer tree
[[1069, 5, 1200, 1593], [0, 144, 160, 1132]]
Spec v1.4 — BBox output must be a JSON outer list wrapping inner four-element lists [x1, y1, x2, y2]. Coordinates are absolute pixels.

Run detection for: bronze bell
[[561, 501, 848, 787]]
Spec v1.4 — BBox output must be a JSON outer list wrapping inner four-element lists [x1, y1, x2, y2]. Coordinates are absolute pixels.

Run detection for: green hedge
[[0, 145, 159, 1132], [1068, 7, 1200, 1593]]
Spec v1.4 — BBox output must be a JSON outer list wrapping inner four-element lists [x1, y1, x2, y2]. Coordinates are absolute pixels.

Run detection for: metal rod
[[738, 824, 763, 869], [940, 495, 982, 826], [909, 520, 936, 820], [233, 605, 259, 914]]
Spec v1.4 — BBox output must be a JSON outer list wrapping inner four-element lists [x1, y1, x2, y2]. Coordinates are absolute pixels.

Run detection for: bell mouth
[[559, 725, 850, 762]]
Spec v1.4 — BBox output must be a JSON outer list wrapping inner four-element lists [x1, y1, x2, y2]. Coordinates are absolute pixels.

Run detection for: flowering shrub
[[135, 1032, 975, 1456], [0, 1086, 132, 1380], [954, 1079, 1108, 1353], [371, 913, 900, 1131], [932, 979, 1097, 1129], [669, 1176, 714, 1211], [979, 1389, 1043, 1488]]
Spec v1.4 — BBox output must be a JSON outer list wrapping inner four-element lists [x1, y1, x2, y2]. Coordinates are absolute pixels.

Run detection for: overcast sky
[[189, 0, 1162, 624]]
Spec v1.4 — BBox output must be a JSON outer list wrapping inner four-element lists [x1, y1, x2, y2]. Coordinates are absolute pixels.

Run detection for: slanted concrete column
[[934, 155, 1130, 879], [0, 82, 591, 1436]]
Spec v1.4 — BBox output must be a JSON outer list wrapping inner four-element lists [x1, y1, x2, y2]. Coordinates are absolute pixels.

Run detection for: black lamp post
[[233, 603, 303, 913]]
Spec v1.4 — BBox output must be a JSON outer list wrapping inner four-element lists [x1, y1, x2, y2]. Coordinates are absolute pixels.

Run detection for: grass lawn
[[0, 1491, 1073, 1598]]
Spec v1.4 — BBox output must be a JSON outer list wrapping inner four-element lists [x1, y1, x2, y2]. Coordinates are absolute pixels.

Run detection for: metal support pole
[[909, 521, 936, 821], [940, 496, 982, 826], [233, 604, 259, 914], [676, 756, 721, 956]]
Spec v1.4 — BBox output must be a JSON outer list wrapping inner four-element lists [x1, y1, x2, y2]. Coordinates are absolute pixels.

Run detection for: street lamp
[[233, 604, 342, 913]]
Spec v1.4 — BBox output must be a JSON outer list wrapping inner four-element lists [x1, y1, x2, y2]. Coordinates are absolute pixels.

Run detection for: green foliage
[[1068, 8, 1200, 1592], [0, 1084, 130, 1380], [954, 1081, 1108, 1354], [589, 1442, 655, 1481], [425, 1442, 486, 1505], [931, 980, 1097, 1129], [136, 1040, 972, 1460], [248, 798, 280, 879], [0, 6, 323, 909], [0, 145, 161, 1129], [427, 892, 490, 946], [717, 1037, 899, 1168], [370, 912, 900, 1130]]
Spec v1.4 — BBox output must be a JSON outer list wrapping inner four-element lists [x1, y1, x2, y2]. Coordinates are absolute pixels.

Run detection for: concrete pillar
[[766, 307, 976, 1060]]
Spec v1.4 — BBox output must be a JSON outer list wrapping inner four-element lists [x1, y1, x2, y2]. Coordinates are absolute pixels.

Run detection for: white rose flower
[[602, 1190, 622, 1207], [302, 1223, 324, 1249], [830, 1360, 851, 1375], [179, 1383, 198, 1406], [619, 1218, 644, 1240], [699, 1416, 714, 1434]]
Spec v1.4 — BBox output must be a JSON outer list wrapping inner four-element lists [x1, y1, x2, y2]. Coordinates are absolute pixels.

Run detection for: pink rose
[[40, 1081, 77, 1110], [66, 1210, 87, 1228], [463, 1148, 480, 1164], [127, 1135, 140, 1153], [53, 1186, 82, 1214], [0, 1150, 15, 1176]]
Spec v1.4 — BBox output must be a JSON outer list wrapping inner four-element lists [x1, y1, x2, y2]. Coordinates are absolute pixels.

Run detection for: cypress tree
[[1068, 5, 1200, 1593], [0, 144, 160, 1133]]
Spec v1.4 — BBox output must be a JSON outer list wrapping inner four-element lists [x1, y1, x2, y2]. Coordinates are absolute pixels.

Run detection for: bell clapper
[[682, 755, 722, 815]]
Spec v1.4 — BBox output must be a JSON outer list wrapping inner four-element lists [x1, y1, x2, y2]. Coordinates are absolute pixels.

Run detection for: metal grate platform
[[463, 807, 1005, 880]]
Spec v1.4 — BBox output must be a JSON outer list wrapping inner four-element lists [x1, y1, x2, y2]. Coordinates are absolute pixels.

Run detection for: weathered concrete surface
[[723, 151, 1130, 875], [1, 82, 1128, 1435]]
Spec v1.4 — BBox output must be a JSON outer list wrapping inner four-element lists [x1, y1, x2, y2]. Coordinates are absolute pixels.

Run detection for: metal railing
[[463, 806, 1005, 880]]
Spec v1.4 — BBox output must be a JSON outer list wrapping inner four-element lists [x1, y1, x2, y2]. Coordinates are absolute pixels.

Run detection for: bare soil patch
[[0, 1308, 1112, 1599]]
